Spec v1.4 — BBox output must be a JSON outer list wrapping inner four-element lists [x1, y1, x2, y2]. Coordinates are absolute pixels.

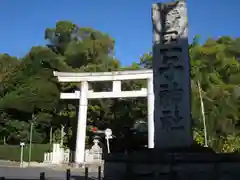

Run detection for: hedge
[[0, 144, 52, 162]]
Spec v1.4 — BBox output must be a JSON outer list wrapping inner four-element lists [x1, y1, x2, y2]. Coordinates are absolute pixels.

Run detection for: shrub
[[0, 144, 52, 162]]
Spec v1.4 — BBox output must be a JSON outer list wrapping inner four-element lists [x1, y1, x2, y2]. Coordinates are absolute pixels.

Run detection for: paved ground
[[0, 162, 102, 180]]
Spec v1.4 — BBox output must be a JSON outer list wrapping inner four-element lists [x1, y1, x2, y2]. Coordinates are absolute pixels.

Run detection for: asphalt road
[[0, 166, 100, 180]]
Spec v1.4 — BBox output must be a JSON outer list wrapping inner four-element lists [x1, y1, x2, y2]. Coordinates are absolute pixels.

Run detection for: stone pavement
[[0, 166, 100, 180], [0, 160, 103, 179], [47, 163, 104, 173]]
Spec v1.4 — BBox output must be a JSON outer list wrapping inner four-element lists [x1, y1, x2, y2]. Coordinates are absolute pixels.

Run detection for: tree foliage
[[0, 21, 240, 152]]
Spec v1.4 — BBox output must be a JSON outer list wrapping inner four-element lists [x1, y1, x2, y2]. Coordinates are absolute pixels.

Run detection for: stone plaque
[[152, 0, 193, 148]]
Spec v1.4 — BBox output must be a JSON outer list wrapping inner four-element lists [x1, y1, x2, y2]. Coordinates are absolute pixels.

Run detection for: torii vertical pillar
[[75, 81, 88, 165], [147, 77, 154, 148]]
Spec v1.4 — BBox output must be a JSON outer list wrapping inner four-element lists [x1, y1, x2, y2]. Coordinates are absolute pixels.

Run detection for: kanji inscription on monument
[[152, 0, 193, 148]]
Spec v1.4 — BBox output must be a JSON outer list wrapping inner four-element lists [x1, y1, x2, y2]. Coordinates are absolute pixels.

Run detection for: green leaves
[[189, 36, 240, 151], [139, 35, 240, 151], [0, 21, 240, 152]]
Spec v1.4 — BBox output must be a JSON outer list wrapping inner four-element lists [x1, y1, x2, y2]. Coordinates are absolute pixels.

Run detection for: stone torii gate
[[53, 69, 154, 165]]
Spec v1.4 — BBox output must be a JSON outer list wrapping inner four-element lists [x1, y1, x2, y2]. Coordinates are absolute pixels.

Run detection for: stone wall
[[104, 151, 240, 180]]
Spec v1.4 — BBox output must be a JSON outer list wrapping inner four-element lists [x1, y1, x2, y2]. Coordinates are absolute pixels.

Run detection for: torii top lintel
[[53, 70, 153, 82]]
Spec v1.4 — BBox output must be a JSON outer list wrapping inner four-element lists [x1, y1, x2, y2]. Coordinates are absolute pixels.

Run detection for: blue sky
[[0, 0, 239, 66]]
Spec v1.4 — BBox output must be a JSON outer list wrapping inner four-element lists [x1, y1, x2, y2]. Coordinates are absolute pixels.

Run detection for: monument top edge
[[152, 0, 186, 7]]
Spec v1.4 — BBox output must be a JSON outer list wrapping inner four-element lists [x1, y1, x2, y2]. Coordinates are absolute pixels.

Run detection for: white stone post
[[75, 81, 88, 165], [147, 77, 154, 148]]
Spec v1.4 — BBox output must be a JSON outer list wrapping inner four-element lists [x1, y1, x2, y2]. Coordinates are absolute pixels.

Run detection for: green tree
[[1, 20, 240, 153]]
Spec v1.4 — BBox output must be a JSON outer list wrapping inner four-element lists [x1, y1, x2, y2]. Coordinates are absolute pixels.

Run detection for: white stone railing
[[43, 144, 70, 164], [44, 152, 53, 163], [43, 143, 103, 165]]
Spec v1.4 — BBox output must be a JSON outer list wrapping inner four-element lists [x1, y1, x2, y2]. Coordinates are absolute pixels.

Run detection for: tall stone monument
[[152, 0, 193, 148], [104, 1, 240, 179], [104, 0, 240, 180]]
